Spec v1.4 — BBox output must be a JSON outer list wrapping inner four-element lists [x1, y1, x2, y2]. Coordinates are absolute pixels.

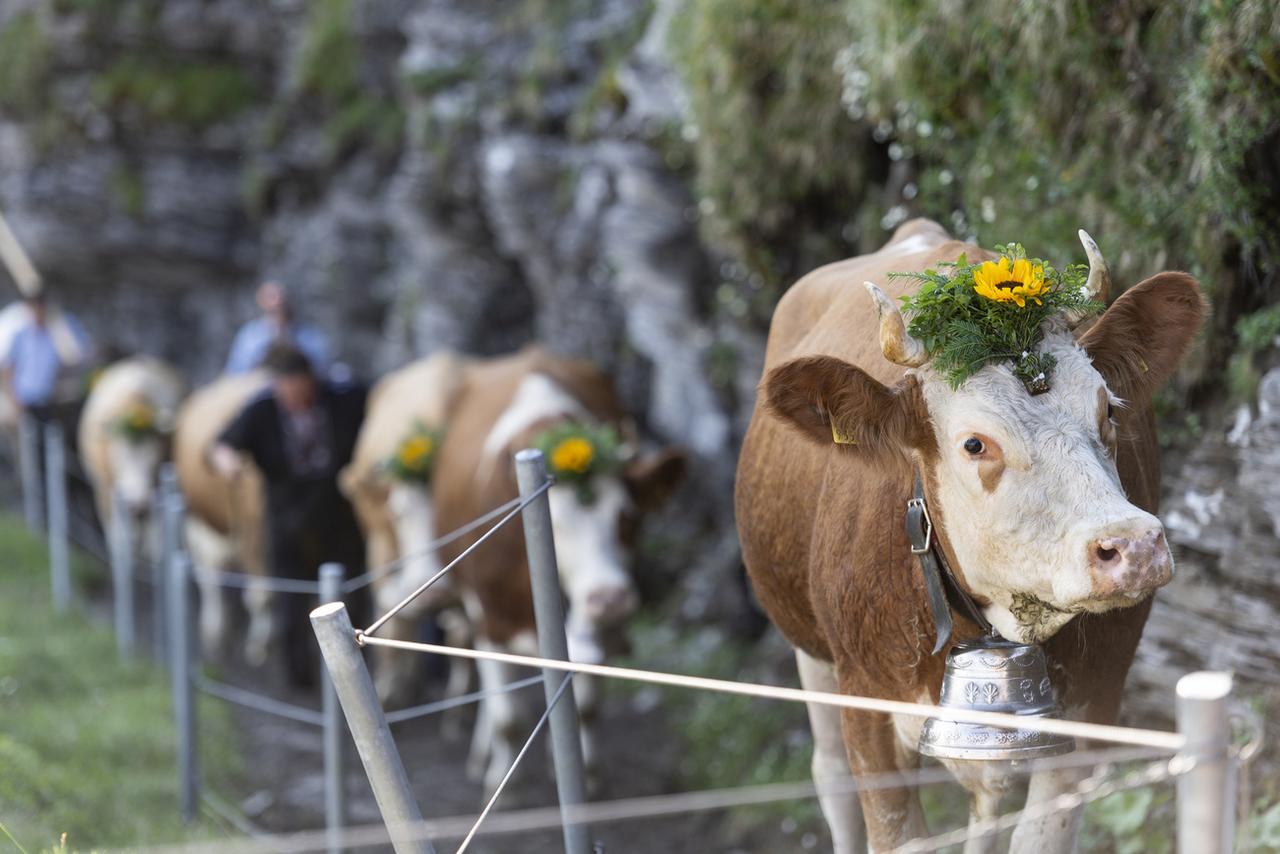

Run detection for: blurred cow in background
[[431, 346, 686, 793], [77, 356, 184, 563], [339, 351, 472, 707], [172, 371, 272, 662]]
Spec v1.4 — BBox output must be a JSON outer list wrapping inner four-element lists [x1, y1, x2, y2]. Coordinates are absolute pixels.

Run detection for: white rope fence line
[[120, 745, 1188, 854], [354, 634, 1186, 752]]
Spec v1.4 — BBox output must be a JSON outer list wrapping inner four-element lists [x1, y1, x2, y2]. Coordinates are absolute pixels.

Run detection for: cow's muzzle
[[1087, 526, 1173, 600], [582, 585, 638, 626]]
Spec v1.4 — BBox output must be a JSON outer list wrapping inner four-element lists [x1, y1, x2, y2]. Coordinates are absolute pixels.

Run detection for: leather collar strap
[[906, 474, 997, 653]]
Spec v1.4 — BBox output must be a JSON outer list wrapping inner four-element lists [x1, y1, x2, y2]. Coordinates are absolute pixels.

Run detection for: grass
[[619, 615, 821, 837], [0, 514, 238, 851]]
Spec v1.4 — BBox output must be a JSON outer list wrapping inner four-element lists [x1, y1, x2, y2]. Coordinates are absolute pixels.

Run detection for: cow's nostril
[[1096, 545, 1120, 564]]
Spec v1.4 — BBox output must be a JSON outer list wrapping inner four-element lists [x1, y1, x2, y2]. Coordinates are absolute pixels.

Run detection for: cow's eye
[[1106, 402, 1115, 421], [963, 437, 984, 455]]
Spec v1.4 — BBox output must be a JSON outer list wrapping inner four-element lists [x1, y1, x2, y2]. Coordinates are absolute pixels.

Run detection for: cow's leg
[[839, 702, 927, 851], [473, 636, 528, 795], [796, 650, 867, 854], [438, 607, 475, 739], [184, 518, 230, 658], [1007, 765, 1088, 854], [242, 578, 274, 667], [466, 689, 493, 782], [374, 614, 425, 708], [935, 758, 1012, 854], [573, 673, 602, 794]]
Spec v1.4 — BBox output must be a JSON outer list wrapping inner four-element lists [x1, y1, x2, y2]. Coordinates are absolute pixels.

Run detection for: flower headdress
[[111, 401, 164, 442], [888, 237, 1106, 394], [532, 422, 621, 503], [385, 423, 443, 484]]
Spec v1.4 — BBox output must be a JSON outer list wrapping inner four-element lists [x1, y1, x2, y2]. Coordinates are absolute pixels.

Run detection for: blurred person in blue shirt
[[225, 281, 330, 376], [2, 291, 90, 418]]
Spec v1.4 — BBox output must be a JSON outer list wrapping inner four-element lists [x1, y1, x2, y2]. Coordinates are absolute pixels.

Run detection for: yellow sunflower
[[550, 436, 595, 475], [398, 434, 434, 468], [973, 256, 1048, 307], [124, 403, 155, 433]]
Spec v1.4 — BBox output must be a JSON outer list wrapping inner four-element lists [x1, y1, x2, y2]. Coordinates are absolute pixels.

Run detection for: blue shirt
[[4, 316, 89, 407], [224, 317, 330, 375]]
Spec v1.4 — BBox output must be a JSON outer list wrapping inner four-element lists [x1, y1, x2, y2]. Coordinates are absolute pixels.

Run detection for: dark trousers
[[267, 482, 368, 688]]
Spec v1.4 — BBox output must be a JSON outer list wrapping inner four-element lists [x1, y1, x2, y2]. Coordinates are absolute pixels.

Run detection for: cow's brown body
[[736, 219, 1196, 850], [172, 371, 271, 659]]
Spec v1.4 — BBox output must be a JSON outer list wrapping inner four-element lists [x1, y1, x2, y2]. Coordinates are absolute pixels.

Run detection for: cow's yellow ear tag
[[831, 421, 857, 445], [1138, 356, 1149, 374]]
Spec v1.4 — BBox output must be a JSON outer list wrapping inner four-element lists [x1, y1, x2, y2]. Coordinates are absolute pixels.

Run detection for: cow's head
[[108, 398, 173, 519], [763, 235, 1204, 643], [339, 463, 452, 617], [545, 441, 686, 661]]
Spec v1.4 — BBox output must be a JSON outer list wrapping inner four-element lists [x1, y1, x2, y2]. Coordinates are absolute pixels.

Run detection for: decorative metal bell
[[919, 637, 1076, 760]]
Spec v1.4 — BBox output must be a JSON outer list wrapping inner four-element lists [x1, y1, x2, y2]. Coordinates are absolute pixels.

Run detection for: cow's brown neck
[[907, 472, 996, 653]]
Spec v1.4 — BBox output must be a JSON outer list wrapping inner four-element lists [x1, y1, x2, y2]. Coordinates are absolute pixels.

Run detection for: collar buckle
[[906, 496, 932, 554]]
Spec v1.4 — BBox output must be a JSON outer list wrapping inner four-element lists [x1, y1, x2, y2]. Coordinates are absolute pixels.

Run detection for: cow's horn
[[1066, 229, 1111, 327], [865, 282, 928, 367]]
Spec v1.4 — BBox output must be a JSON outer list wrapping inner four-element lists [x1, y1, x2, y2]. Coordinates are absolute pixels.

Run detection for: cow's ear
[[1079, 272, 1205, 403], [762, 355, 929, 458], [623, 446, 687, 511]]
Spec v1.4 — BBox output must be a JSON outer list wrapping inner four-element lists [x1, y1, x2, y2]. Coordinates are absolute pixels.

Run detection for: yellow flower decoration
[[113, 402, 159, 440], [550, 436, 595, 475], [386, 424, 443, 482], [973, 256, 1048, 307], [398, 434, 434, 468], [124, 403, 155, 432]]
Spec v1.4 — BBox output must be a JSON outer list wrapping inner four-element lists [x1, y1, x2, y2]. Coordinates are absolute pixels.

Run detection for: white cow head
[[380, 479, 449, 616], [547, 447, 686, 661], [481, 370, 686, 661], [764, 236, 1204, 643], [108, 401, 171, 519]]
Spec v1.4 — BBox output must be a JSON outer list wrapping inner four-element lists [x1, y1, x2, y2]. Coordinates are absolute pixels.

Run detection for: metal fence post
[[19, 412, 43, 530], [152, 464, 179, 662], [168, 547, 199, 823], [514, 448, 592, 854], [319, 563, 347, 854], [311, 602, 434, 854], [109, 487, 137, 659], [1176, 671, 1235, 854], [43, 421, 70, 611]]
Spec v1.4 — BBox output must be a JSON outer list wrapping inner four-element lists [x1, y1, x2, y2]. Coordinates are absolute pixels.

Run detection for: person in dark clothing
[[210, 343, 368, 686]]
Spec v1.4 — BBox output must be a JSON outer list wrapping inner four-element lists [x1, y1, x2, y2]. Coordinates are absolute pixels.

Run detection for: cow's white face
[[920, 329, 1172, 642], [108, 434, 165, 518], [548, 478, 639, 663], [379, 481, 449, 616]]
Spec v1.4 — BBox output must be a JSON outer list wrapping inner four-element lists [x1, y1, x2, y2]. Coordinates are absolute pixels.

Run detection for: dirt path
[[211, 634, 808, 853]]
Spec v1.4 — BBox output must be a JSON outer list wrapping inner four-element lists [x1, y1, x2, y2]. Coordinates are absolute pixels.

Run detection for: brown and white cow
[[172, 371, 272, 662], [736, 219, 1203, 852], [430, 345, 685, 793], [339, 351, 472, 707], [78, 356, 185, 561]]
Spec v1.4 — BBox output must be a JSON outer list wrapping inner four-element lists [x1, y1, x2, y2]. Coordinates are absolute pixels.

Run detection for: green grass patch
[[620, 616, 820, 835], [0, 515, 238, 851]]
